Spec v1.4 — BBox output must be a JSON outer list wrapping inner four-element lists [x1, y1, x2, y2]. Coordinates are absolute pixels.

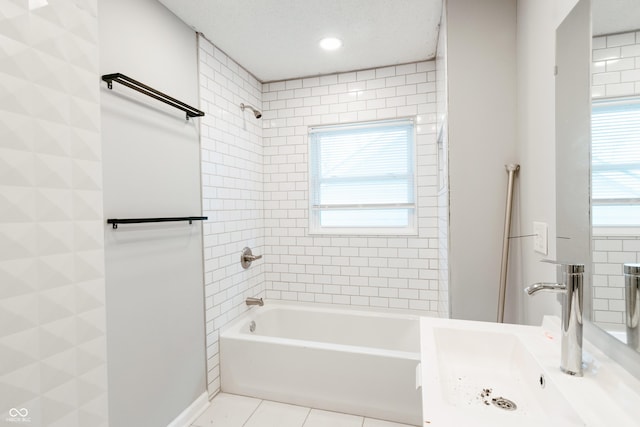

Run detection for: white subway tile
[[350, 296, 370, 306], [397, 105, 418, 116], [592, 36, 606, 49], [356, 69, 376, 80], [357, 110, 377, 121], [311, 85, 329, 96], [376, 66, 396, 78], [268, 81, 286, 91], [315, 293, 332, 303], [347, 100, 367, 111], [594, 310, 623, 324], [348, 81, 367, 92], [592, 85, 606, 98], [593, 47, 621, 62], [407, 73, 428, 84], [375, 87, 396, 98], [386, 96, 407, 107], [621, 69, 640, 82], [319, 74, 338, 85], [396, 63, 417, 75], [370, 297, 389, 307], [606, 82, 635, 97], [285, 79, 303, 89], [610, 274, 624, 287], [303, 77, 321, 87], [366, 78, 386, 90], [376, 107, 397, 119], [386, 75, 406, 87], [621, 43, 640, 57], [329, 83, 348, 94], [333, 295, 350, 305], [366, 99, 386, 109], [607, 32, 636, 47], [607, 57, 635, 72], [338, 72, 357, 83], [593, 71, 620, 85], [339, 112, 358, 122], [397, 85, 418, 96], [321, 94, 339, 104], [311, 105, 330, 115], [416, 61, 436, 72], [389, 299, 409, 309], [294, 88, 311, 98]]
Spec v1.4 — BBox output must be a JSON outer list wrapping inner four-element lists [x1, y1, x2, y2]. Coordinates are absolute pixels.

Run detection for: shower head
[[240, 103, 262, 119]]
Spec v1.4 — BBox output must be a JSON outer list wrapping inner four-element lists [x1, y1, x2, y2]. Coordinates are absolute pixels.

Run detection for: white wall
[[446, 0, 518, 322], [261, 62, 440, 312], [198, 35, 265, 397], [99, 1, 206, 425], [0, 1, 108, 426], [515, 0, 580, 326]]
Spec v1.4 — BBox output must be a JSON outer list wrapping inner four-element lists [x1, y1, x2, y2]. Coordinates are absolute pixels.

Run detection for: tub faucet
[[246, 297, 264, 307], [525, 263, 584, 376]]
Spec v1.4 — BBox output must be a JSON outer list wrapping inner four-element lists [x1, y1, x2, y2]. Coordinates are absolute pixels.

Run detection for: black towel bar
[[107, 217, 208, 229], [101, 73, 205, 120]]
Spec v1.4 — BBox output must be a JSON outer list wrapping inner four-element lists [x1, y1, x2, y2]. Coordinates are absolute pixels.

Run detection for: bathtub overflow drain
[[491, 397, 517, 411], [249, 321, 256, 333]]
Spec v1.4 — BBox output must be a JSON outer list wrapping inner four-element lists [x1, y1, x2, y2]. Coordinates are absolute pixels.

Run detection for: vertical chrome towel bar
[[497, 164, 520, 323]]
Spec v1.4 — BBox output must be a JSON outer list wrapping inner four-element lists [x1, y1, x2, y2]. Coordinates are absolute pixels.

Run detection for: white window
[[309, 119, 416, 234], [592, 98, 640, 226]]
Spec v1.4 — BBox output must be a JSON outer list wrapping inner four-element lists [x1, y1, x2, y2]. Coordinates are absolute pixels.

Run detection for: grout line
[[241, 398, 264, 427], [300, 406, 312, 426]]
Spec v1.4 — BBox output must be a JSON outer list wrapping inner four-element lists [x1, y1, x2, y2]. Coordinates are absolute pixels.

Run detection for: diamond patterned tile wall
[[0, 1, 108, 426]]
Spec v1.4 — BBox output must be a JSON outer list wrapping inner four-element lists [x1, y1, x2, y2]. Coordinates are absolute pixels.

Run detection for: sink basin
[[421, 318, 585, 426]]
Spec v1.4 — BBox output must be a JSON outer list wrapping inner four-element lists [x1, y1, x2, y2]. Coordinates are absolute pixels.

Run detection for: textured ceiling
[[157, 0, 443, 82]]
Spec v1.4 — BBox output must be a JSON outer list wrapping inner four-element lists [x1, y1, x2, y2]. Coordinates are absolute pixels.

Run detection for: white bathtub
[[220, 301, 422, 426]]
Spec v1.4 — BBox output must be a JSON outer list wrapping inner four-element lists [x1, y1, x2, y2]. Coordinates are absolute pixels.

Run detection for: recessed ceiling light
[[319, 37, 343, 51]]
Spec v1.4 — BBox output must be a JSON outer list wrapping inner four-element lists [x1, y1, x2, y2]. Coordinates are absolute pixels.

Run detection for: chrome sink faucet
[[526, 263, 584, 376]]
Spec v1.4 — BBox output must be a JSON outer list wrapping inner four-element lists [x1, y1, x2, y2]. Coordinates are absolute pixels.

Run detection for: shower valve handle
[[241, 247, 262, 269]]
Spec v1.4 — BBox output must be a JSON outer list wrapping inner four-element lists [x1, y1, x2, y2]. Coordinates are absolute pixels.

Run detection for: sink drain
[[491, 397, 517, 411]]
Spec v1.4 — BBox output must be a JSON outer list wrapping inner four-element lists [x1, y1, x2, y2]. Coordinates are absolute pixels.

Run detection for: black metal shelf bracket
[[107, 216, 208, 229], [101, 73, 205, 120]]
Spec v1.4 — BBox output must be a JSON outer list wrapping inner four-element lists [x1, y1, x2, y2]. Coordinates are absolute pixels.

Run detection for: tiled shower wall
[[592, 31, 640, 98], [0, 1, 108, 426], [198, 35, 265, 396], [592, 235, 640, 325], [197, 38, 442, 395], [591, 30, 640, 326], [262, 62, 440, 312]]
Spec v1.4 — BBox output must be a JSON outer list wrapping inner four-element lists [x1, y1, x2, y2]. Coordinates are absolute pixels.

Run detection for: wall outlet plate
[[533, 221, 548, 255]]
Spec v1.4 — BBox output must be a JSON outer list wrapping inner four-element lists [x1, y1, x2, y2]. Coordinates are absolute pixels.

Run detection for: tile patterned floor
[[191, 393, 418, 427]]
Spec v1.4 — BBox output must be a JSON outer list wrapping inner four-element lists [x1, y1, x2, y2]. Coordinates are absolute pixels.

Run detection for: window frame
[[308, 118, 418, 236]]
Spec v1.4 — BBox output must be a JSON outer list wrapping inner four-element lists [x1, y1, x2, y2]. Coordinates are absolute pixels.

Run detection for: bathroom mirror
[[557, 0, 640, 362], [589, 1, 640, 353]]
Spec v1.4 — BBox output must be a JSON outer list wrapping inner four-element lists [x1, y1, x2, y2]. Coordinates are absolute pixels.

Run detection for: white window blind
[[309, 119, 416, 234], [592, 98, 640, 226]]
